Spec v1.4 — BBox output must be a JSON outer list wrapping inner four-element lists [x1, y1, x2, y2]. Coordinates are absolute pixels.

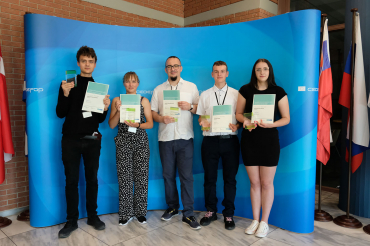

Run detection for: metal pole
[[346, 8, 357, 219]]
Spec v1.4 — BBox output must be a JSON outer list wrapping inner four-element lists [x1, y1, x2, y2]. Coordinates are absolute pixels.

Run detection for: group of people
[[56, 46, 290, 239]]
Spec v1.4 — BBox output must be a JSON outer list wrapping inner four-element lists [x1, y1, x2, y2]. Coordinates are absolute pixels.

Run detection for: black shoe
[[119, 217, 133, 226], [182, 216, 201, 230], [200, 211, 218, 226], [161, 208, 179, 221], [87, 216, 105, 230], [58, 220, 78, 238], [136, 216, 147, 224], [224, 217, 235, 230]]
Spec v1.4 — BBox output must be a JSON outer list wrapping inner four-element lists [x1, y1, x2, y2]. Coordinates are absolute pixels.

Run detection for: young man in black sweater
[[56, 46, 110, 238]]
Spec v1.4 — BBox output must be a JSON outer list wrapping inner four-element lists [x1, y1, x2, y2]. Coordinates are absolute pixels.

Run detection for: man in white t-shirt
[[151, 56, 201, 230], [196, 61, 241, 230]]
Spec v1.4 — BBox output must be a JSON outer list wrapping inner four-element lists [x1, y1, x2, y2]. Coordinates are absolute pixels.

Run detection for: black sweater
[[56, 75, 108, 138]]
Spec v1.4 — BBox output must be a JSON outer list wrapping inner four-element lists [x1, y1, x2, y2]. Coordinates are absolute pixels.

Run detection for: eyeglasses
[[166, 64, 181, 70], [255, 67, 269, 72]]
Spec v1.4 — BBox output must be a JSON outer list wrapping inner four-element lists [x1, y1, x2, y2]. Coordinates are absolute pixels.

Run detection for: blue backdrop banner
[[24, 10, 320, 233]]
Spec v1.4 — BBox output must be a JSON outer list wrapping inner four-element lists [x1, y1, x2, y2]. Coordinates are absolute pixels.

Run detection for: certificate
[[120, 94, 141, 123], [163, 90, 181, 119], [251, 94, 275, 123], [212, 105, 232, 133], [82, 82, 109, 114]]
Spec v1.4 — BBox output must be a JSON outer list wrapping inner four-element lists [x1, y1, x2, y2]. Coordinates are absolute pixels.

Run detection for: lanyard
[[214, 85, 228, 105], [170, 84, 179, 90]]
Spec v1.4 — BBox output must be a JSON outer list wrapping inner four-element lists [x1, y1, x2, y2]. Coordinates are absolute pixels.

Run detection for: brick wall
[[125, 0, 184, 17], [184, 0, 243, 17], [0, 0, 179, 213], [0, 0, 276, 214], [185, 8, 275, 27]]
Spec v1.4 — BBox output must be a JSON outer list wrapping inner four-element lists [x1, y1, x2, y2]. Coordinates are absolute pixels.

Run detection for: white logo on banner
[[298, 86, 306, 91], [137, 90, 153, 95], [308, 88, 318, 91], [26, 88, 44, 93]]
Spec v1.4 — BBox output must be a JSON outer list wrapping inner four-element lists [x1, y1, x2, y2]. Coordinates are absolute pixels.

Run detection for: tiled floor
[[1, 191, 370, 246]]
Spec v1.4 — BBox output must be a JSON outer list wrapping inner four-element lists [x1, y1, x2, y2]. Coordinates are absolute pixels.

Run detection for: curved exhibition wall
[[24, 10, 320, 233]]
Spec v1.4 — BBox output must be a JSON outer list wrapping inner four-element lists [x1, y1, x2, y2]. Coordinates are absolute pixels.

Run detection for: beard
[[170, 76, 177, 81]]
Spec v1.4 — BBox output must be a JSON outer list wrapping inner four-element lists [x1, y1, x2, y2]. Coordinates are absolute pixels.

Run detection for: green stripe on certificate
[[163, 90, 180, 100], [213, 105, 232, 115], [253, 94, 275, 105], [120, 94, 140, 105], [87, 82, 109, 95]]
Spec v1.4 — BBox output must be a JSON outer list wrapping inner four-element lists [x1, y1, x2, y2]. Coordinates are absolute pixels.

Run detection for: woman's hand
[[115, 100, 122, 112], [257, 120, 274, 128], [124, 121, 140, 128]]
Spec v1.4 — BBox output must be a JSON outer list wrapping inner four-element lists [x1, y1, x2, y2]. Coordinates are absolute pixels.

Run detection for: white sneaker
[[245, 220, 259, 235], [255, 221, 269, 238]]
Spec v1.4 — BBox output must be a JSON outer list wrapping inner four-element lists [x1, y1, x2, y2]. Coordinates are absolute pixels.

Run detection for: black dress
[[239, 84, 287, 167]]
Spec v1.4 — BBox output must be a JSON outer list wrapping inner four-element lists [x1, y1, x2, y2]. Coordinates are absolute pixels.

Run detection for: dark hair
[[76, 46, 97, 62], [212, 61, 228, 71], [123, 71, 140, 83], [165, 56, 181, 67], [248, 58, 276, 89]]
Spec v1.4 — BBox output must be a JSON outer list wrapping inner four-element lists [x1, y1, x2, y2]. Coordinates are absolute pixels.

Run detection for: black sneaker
[[87, 216, 105, 230], [136, 216, 147, 224], [119, 217, 133, 226], [58, 220, 78, 238], [224, 217, 235, 230], [161, 208, 179, 221], [200, 211, 218, 226], [182, 216, 201, 230]]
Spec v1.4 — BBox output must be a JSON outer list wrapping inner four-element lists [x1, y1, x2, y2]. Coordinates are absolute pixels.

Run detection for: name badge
[[128, 127, 137, 133], [83, 111, 92, 118]]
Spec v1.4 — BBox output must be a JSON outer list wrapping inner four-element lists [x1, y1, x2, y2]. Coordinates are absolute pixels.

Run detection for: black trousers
[[201, 135, 240, 217], [61, 136, 101, 221]]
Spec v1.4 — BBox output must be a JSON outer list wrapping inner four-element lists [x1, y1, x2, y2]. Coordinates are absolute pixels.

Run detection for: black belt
[[206, 135, 235, 139]]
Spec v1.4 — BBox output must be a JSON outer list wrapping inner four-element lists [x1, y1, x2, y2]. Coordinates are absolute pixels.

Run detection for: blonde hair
[[123, 71, 140, 83]]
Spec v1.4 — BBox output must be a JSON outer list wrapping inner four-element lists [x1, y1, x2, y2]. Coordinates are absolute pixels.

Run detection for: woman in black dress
[[236, 59, 290, 238]]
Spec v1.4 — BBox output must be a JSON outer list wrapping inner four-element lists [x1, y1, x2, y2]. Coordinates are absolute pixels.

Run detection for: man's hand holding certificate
[[120, 94, 141, 123], [82, 82, 109, 114], [212, 105, 232, 133], [163, 90, 181, 121]]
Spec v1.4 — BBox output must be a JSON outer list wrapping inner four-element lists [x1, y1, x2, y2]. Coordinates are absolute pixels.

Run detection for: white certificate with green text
[[120, 94, 141, 123], [163, 90, 181, 118], [82, 82, 109, 114], [251, 94, 275, 124], [212, 105, 232, 133]]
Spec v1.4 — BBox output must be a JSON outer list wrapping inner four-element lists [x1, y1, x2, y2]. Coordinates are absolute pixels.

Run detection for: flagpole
[[315, 13, 333, 222], [333, 8, 362, 229]]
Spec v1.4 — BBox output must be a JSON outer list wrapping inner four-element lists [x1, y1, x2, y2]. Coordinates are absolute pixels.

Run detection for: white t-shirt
[[196, 84, 239, 136], [151, 78, 200, 142]]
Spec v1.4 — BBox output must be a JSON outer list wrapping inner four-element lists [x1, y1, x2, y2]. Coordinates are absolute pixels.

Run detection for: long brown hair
[[248, 59, 276, 89]]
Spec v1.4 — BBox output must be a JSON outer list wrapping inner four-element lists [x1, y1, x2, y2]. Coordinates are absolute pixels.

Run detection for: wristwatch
[[137, 123, 141, 128], [189, 105, 193, 111]]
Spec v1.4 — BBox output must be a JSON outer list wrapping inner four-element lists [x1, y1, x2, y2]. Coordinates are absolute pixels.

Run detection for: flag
[[0, 45, 15, 184], [316, 18, 333, 165], [338, 13, 369, 173], [23, 78, 28, 157]]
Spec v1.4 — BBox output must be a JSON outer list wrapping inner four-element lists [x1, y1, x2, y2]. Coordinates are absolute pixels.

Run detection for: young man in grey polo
[[151, 56, 201, 230]]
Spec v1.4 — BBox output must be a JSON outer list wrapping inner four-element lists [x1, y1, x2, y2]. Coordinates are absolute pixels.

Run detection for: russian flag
[[338, 13, 369, 173], [316, 18, 333, 165]]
